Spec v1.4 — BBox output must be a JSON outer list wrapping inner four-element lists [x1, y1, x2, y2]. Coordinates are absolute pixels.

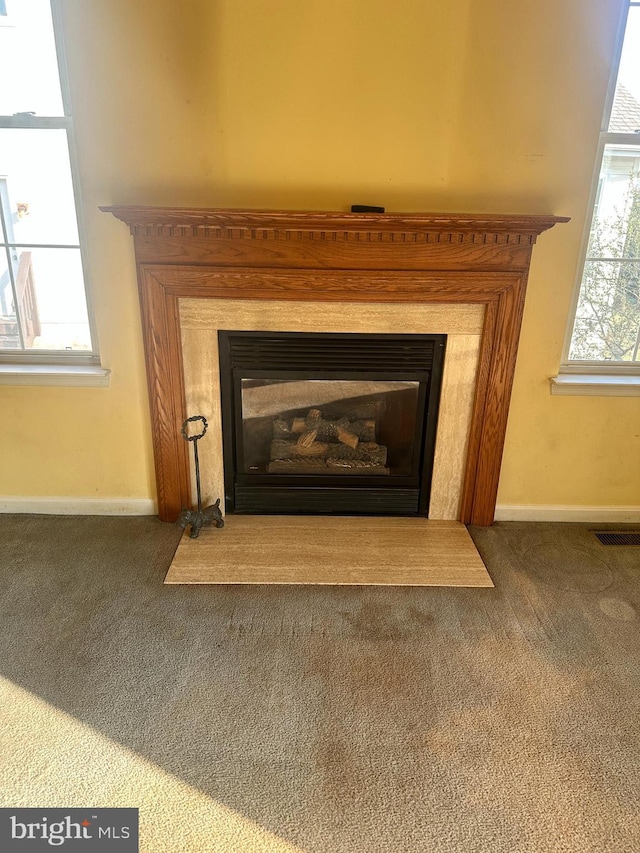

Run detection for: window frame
[[561, 0, 640, 375], [0, 0, 100, 366]]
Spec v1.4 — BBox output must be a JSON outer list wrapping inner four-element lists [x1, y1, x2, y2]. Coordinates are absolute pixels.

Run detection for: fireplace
[[218, 331, 446, 515], [101, 206, 568, 525]]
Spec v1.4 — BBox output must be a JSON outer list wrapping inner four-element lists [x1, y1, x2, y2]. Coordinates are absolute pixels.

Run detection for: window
[[566, 1, 640, 369], [0, 0, 96, 362]]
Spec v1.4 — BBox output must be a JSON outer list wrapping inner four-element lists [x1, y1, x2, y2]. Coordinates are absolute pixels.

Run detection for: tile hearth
[[165, 517, 493, 586]]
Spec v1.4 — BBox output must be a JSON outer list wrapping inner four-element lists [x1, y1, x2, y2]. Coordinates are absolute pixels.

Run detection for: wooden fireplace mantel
[[102, 206, 568, 526]]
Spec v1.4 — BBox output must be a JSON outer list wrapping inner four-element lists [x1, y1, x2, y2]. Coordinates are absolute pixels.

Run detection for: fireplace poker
[[177, 415, 224, 539]]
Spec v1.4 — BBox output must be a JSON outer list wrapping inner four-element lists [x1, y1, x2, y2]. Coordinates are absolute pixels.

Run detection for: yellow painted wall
[[1, 0, 638, 510]]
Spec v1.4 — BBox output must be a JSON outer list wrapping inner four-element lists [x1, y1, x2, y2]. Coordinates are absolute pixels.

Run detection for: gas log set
[[268, 406, 390, 475]]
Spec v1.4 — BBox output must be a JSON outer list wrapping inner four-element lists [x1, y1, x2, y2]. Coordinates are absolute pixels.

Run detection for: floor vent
[[594, 531, 640, 546]]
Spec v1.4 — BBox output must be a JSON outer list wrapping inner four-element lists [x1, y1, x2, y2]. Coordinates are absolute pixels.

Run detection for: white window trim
[[0, 0, 101, 371], [556, 0, 640, 392], [0, 362, 110, 387], [550, 372, 640, 396]]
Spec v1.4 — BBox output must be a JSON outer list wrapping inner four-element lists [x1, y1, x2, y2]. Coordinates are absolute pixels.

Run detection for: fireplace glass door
[[240, 378, 422, 477], [219, 332, 446, 516]]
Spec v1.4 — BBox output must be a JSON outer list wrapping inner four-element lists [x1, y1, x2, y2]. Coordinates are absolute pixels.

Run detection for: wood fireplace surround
[[103, 206, 567, 526]]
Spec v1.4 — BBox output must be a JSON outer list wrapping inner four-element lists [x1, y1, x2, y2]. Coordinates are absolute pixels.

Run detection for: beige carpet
[[165, 516, 493, 586], [1, 515, 639, 852]]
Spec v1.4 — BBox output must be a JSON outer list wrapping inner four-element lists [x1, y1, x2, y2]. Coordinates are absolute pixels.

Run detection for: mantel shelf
[[101, 205, 568, 242]]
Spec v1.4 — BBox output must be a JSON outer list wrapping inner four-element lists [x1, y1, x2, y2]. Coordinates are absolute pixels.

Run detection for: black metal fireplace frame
[[218, 331, 446, 516]]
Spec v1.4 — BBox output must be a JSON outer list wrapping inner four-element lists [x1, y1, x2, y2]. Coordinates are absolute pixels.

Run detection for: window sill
[[550, 373, 640, 397], [0, 364, 111, 387]]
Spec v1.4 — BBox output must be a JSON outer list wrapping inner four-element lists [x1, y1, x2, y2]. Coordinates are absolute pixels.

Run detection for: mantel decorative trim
[[101, 207, 559, 250], [102, 206, 568, 526], [103, 205, 564, 240]]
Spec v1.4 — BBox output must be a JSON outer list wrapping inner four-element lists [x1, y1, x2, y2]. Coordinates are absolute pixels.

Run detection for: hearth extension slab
[[164, 517, 493, 587]]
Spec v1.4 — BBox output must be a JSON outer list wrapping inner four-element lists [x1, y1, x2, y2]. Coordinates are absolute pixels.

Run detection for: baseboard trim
[[495, 504, 640, 523], [2, 497, 638, 523], [0, 497, 157, 516]]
